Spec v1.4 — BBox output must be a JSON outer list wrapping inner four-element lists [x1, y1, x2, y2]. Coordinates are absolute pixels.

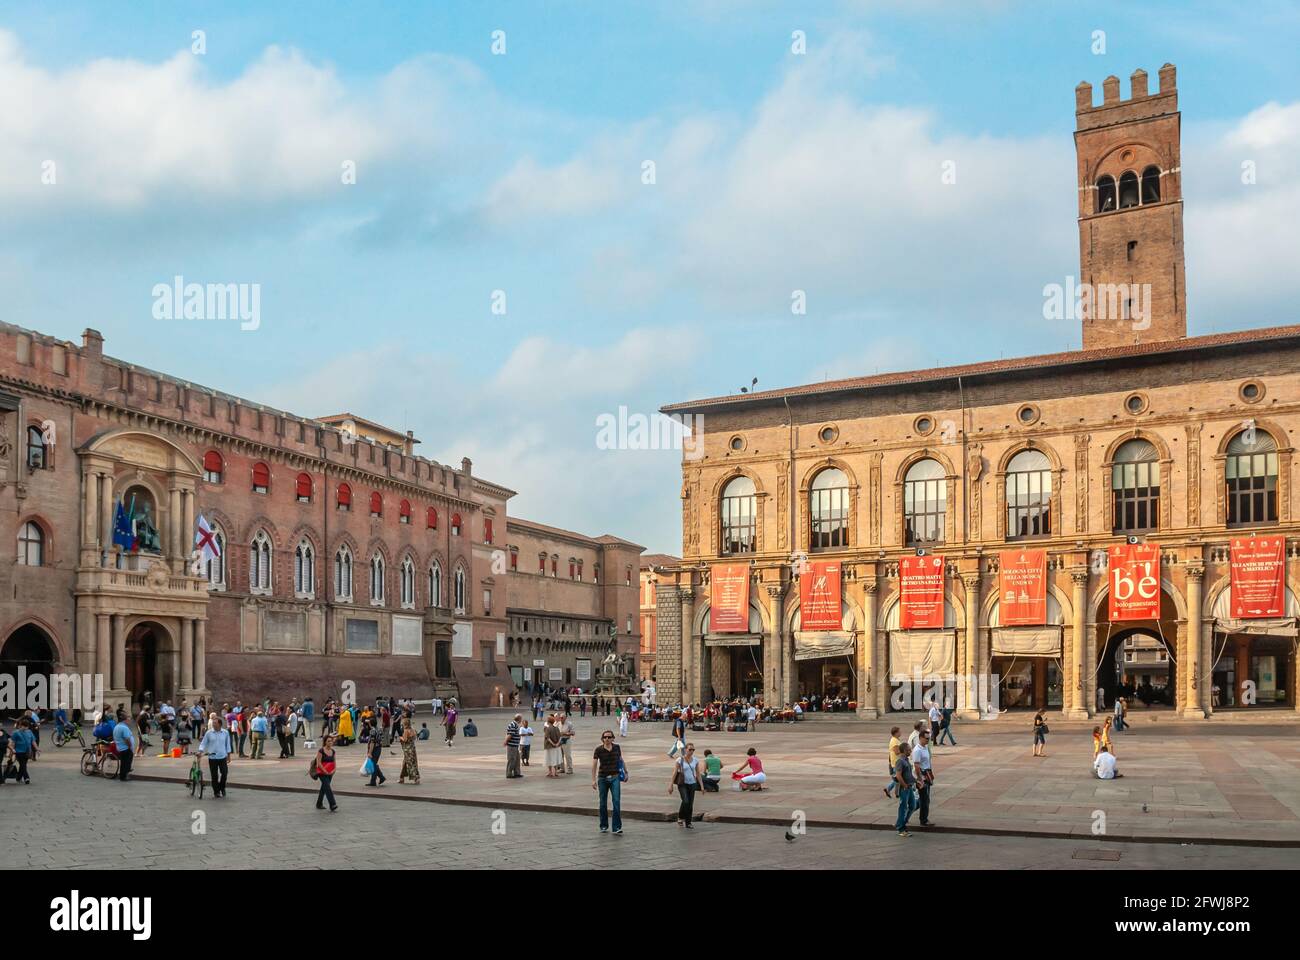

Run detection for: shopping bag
[[361, 758, 375, 776], [666, 739, 684, 759]]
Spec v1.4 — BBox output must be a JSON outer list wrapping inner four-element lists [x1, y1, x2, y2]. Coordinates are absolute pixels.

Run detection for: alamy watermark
[[595, 407, 704, 461], [0, 670, 104, 712], [1043, 277, 1151, 329], [152, 275, 260, 331]]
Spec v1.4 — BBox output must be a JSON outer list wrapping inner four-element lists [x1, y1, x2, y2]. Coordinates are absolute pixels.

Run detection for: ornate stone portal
[[74, 429, 210, 712]]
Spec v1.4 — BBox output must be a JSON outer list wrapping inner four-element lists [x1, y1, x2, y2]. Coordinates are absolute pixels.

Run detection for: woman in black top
[[367, 729, 386, 786], [314, 735, 338, 811]]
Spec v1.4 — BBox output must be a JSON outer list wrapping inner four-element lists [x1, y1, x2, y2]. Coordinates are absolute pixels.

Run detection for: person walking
[[443, 702, 458, 747], [618, 706, 629, 738], [670, 742, 702, 828], [928, 700, 942, 743], [197, 715, 232, 798], [592, 730, 625, 835], [669, 711, 687, 758], [505, 714, 523, 779], [543, 715, 562, 778], [893, 741, 917, 837], [113, 710, 137, 781], [882, 726, 902, 798], [1032, 709, 1049, 757], [300, 697, 314, 739], [313, 735, 339, 811], [135, 705, 151, 756], [366, 727, 386, 786], [912, 729, 935, 827], [1114, 696, 1127, 732], [936, 698, 957, 745], [10, 718, 36, 784], [398, 719, 420, 784], [1101, 716, 1115, 757], [560, 713, 575, 775]]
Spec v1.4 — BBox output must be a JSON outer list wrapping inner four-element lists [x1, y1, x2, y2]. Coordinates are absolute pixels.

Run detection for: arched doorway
[[1097, 625, 1176, 709], [0, 624, 57, 718], [124, 621, 175, 708]]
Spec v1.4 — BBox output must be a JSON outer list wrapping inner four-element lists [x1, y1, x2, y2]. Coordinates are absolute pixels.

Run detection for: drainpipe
[[958, 376, 968, 541]]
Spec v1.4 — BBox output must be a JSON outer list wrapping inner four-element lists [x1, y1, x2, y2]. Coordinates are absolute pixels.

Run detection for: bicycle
[[187, 755, 205, 799], [55, 722, 86, 748], [80, 742, 120, 779]]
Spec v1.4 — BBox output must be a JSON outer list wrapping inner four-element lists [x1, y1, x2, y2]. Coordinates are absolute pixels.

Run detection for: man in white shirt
[[927, 701, 942, 742], [911, 730, 935, 826], [907, 721, 924, 751], [1094, 746, 1120, 779], [746, 704, 757, 731]]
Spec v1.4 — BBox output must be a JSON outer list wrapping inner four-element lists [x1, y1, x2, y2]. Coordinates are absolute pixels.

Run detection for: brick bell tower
[[1075, 64, 1186, 349]]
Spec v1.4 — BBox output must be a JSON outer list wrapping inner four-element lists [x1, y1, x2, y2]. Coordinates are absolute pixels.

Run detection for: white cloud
[[0, 32, 485, 210]]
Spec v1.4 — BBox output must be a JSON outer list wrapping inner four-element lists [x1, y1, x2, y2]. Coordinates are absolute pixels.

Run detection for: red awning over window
[[370, 492, 383, 515], [252, 462, 270, 489], [484, 519, 493, 543], [399, 499, 412, 520], [203, 450, 224, 473], [337, 483, 352, 507], [427, 507, 438, 529], [451, 513, 462, 531], [296, 473, 312, 500]]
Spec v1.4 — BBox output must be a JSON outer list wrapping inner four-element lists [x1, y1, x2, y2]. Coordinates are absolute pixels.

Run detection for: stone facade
[[0, 324, 638, 711], [656, 66, 1300, 720], [502, 517, 643, 692]]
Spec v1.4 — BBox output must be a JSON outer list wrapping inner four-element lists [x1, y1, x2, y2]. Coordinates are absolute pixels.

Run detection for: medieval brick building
[[0, 327, 640, 711]]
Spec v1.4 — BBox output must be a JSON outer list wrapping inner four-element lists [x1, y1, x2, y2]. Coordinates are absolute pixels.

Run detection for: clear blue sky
[[2, 0, 1297, 553]]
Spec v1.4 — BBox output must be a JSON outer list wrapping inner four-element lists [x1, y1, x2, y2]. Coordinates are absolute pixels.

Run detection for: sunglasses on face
[[601, 735, 614, 740]]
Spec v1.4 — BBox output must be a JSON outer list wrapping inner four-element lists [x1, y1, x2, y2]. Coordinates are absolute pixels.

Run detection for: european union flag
[[112, 500, 134, 551]]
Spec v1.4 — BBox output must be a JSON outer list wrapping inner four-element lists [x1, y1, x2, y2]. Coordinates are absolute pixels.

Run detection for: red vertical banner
[[709, 563, 750, 633], [1108, 543, 1162, 621], [800, 561, 842, 631], [900, 554, 946, 629], [1230, 537, 1285, 619], [999, 549, 1048, 626]]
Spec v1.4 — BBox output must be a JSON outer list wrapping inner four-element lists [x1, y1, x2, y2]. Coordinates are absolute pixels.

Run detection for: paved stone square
[[20, 708, 1300, 854], [2, 764, 1295, 870]]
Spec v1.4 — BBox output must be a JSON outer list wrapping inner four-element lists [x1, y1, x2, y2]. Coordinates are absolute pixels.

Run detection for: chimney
[[81, 328, 103, 359]]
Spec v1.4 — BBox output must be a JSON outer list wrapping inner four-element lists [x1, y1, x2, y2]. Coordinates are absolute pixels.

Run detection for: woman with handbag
[[312, 734, 338, 811], [366, 727, 386, 786], [669, 742, 701, 828], [1032, 709, 1049, 757]]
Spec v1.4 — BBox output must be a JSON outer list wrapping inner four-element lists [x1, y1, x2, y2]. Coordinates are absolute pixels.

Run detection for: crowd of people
[[5, 681, 1138, 837]]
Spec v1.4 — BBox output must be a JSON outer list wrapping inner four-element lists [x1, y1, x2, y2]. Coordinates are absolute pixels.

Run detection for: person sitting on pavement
[[463, 719, 478, 737], [1093, 744, 1121, 780]]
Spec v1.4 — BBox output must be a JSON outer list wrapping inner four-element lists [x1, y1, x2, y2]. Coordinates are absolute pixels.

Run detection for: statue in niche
[[133, 501, 162, 553]]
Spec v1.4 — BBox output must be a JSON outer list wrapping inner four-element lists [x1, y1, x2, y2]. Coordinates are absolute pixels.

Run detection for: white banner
[[888, 630, 955, 681]]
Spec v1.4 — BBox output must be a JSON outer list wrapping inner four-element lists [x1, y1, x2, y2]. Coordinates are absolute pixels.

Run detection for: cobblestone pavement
[[2, 766, 1294, 869], [30, 708, 1300, 844]]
